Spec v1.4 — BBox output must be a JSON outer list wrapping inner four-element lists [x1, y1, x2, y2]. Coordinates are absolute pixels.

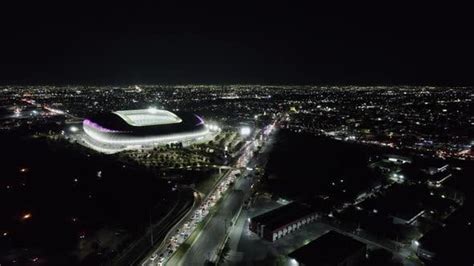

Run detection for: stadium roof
[[113, 108, 182, 127], [84, 109, 204, 135]]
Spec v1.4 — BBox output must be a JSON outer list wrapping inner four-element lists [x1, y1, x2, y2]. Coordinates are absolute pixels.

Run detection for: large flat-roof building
[[288, 231, 366, 266], [81, 108, 218, 153], [416, 206, 473, 264], [249, 202, 318, 242]]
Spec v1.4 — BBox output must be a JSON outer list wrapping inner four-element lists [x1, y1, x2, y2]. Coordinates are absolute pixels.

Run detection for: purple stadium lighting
[[83, 119, 121, 133], [194, 114, 205, 126]]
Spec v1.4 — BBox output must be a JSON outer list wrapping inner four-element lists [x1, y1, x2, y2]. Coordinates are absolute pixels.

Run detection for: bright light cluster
[[83, 125, 210, 145], [240, 126, 251, 136], [207, 124, 220, 131], [81, 109, 217, 153], [113, 109, 182, 127]]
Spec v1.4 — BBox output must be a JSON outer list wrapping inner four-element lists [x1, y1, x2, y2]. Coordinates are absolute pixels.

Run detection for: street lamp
[[289, 258, 299, 266], [22, 213, 32, 220]]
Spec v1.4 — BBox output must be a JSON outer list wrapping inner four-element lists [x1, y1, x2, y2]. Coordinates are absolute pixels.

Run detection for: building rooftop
[[360, 184, 427, 224], [113, 109, 182, 127], [84, 110, 204, 135], [288, 231, 366, 265], [250, 202, 315, 232]]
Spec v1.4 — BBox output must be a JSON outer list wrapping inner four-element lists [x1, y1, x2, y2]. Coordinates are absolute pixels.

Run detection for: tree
[[218, 240, 231, 264]]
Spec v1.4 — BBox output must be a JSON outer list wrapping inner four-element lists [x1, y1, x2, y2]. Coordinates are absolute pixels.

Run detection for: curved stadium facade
[[82, 109, 217, 153]]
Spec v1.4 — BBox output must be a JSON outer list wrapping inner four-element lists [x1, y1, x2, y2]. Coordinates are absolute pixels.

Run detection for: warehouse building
[[249, 202, 318, 242], [288, 231, 366, 266]]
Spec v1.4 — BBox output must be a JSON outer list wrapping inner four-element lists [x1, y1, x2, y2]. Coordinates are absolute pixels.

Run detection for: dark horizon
[[1, 3, 474, 86]]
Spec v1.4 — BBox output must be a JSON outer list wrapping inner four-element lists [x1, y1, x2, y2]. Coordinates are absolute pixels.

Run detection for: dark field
[[264, 130, 384, 200], [0, 135, 183, 265]]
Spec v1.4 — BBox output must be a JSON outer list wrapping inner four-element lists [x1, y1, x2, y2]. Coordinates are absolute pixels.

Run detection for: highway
[[167, 123, 276, 265], [111, 190, 193, 266], [140, 121, 278, 265], [141, 167, 238, 265], [175, 181, 247, 265], [139, 191, 200, 266], [164, 165, 254, 265]]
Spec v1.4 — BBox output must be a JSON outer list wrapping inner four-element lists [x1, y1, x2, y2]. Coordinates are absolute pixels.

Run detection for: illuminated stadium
[[81, 108, 219, 153]]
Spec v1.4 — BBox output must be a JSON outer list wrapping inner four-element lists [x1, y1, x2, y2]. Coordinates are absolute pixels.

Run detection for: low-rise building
[[249, 202, 318, 242], [288, 231, 366, 266]]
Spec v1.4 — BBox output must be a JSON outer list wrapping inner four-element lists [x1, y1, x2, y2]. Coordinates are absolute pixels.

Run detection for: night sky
[[1, 3, 473, 85]]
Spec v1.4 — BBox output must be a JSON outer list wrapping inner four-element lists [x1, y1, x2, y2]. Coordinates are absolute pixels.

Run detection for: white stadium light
[[240, 126, 251, 136], [207, 124, 221, 132], [147, 107, 159, 114], [69, 126, 79, 132]]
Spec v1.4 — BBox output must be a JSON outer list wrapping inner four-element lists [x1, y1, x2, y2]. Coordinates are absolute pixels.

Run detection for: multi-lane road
[[171, 181, 247, 265], [167, 124, 276, 265], [140, 121, 278, 266]]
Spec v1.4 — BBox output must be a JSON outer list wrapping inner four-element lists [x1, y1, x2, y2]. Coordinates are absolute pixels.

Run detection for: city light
[[1, 84, 472, 264], [289, 258, 299, 266], [14, 108, 21, 117]]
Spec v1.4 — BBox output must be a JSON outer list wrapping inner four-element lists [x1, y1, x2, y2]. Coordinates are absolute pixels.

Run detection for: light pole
[[149, 210, 154, 246]]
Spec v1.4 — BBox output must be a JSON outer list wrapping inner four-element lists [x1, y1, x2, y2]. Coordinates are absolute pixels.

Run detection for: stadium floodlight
[[148, 107, 158, 114], [240, 126, 251, 136], [207, 124, 221, 132]]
